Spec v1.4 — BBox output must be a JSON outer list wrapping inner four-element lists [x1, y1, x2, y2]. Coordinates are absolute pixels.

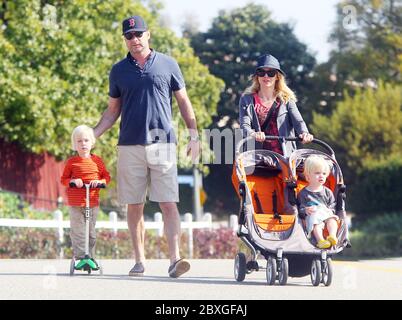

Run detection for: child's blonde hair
[[303, 155, 331, 178], [71, 125, 96, 151]]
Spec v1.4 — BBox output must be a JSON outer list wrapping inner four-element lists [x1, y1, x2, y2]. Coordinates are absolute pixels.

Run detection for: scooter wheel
[[69, 258, 75, 276], [98, 261, 104, 276]]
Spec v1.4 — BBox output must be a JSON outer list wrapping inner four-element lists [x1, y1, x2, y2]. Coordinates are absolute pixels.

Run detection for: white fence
[[0, 211, 239, 259]]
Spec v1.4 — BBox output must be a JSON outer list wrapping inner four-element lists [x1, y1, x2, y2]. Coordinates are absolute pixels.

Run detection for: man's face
[[124, 30, 150, 55]]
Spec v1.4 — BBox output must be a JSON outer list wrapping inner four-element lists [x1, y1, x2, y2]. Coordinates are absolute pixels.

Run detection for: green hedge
[[343, 213, 402, 258], [350, 156, 402, 215], [0, 227, 240, 259], [0, 191, 110, 220]]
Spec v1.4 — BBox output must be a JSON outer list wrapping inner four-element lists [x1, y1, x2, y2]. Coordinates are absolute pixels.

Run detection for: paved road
[[0, 258, 401, 300]]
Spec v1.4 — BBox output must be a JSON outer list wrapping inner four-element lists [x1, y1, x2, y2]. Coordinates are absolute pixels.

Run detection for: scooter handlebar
[[69, 182, 106, 189]]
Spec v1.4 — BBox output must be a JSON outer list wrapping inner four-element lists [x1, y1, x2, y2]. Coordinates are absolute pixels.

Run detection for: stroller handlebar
[[236, 135, 335, 157], [69, 182, 106, 189]]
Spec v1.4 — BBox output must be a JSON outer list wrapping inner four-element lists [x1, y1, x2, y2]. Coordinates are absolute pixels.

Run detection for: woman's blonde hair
[[243, 72, 297, 103], [71, 125, 96, 151], [303, 155, 330, 178]]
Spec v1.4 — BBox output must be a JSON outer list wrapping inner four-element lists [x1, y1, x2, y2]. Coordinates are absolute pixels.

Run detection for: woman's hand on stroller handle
[[236, 135, 336, 158], [251, 131, 266, 142], [298, 132, 314, 144]]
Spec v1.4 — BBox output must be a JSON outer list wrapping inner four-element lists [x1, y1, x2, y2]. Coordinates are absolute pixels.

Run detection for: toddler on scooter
[[61, 125, 110, 269]]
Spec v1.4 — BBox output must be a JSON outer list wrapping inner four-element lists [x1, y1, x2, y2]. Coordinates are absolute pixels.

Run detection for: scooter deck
[[75, 258, 99, 271]]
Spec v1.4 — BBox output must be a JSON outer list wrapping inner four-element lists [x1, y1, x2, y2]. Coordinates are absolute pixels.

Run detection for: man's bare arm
[[93, 97, 122, 138], [174, 88, 198, 137], [174, 88, 200, 162]]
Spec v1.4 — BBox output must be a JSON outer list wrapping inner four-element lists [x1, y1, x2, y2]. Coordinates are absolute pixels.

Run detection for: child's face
[[306, 168, 328, 187], [75, 133, 93, 157]]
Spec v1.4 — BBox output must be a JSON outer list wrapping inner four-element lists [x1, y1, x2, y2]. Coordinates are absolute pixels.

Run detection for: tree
[[311, 81, 402, 181], [0, 0, 223, 171], [189, 3, 316, 214], [190, 3, 316, 129], [329, 0, 401, 83], [304, 0, 402, 123]]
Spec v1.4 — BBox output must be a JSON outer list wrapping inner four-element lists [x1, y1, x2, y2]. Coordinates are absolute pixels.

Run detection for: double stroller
[[231, 136, 350, 286]]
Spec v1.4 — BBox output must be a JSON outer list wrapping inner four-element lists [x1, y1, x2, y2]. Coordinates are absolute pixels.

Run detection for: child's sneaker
[[317, 239, 331, 249], [327, 235, 338, 247], [90, 258, 100, 270], [74, 259, 87, 270]]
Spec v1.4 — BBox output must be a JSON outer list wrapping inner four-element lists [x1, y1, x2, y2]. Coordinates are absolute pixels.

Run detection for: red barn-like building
[[0, 138, 67, 210]]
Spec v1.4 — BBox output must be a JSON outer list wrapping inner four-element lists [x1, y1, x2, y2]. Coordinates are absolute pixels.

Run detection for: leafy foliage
[[0, 190, 110, 220], [305, 0, 402, 123], [189, 3, 316, 214], [0, 0, 223, 170], [345, 213, 402, 258], [329, 0, 401, 84], [0, 227, 241, 259], [0, 227, 59, 258], [349, 155, 402, 214], [190, 3, 316, 127], [312, 81, 402, 181]]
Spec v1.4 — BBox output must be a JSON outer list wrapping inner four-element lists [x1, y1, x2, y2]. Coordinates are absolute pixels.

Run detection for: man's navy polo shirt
[[109, 50, 185, 145]]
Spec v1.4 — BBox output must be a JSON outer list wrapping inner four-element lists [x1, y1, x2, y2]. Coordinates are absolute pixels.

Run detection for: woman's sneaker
[[168, 259, 190, 278], [129, 262, 145, 276]]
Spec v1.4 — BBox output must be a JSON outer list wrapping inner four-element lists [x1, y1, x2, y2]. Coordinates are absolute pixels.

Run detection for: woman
[[239, 54, 313, 156]]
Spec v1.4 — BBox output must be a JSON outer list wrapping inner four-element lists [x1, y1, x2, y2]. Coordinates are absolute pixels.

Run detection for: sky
[[160, 0, 340, 63]]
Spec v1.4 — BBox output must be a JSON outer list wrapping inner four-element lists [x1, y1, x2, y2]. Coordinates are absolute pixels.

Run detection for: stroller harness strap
[[254, 191, 264, 214], [272, 190, 283, 224]]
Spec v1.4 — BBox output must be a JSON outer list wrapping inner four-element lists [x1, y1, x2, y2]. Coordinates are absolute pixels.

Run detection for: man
[[94, 15, 200, 278]]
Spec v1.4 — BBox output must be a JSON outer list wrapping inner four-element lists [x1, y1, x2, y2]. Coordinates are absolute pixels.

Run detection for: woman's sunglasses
[[124, 31, 144, 40], [256, 69, 277, 78]]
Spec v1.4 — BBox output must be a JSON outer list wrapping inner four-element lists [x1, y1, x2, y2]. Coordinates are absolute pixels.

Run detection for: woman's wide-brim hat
[[255, 54, 285, 75]]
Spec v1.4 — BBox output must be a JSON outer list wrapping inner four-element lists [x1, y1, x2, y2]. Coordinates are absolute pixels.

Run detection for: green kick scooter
[[69, 182, 105, 275]]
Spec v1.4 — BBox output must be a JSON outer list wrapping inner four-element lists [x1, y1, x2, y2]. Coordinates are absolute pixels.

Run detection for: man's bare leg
[[159, 202, 190, 277], [127, 203, 145, 275]]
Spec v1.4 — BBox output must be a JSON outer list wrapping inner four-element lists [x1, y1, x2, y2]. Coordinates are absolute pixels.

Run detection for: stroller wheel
[[311, 258, 322, 286], [266, 256, 277, 285], [69, 258, 75, 276], [322, 258, 333, 286], [234, 252, 247, 282], [278, 258, 289, 286]]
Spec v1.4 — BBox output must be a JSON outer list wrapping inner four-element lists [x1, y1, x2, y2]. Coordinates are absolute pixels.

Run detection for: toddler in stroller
[[297, 155, 339, 249], [232, 135, 350, 286]]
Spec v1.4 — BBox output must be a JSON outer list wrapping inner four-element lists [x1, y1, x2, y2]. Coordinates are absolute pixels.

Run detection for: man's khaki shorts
[[117, 143, 179, 204]]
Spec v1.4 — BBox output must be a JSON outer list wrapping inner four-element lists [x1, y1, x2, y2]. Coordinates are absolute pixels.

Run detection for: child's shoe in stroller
[[326, 235, 338, 247], [317, 239, 331, 249]]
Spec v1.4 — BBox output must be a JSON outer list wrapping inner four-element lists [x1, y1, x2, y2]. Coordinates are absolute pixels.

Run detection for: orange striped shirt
[[60, 154, 111, 207]]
